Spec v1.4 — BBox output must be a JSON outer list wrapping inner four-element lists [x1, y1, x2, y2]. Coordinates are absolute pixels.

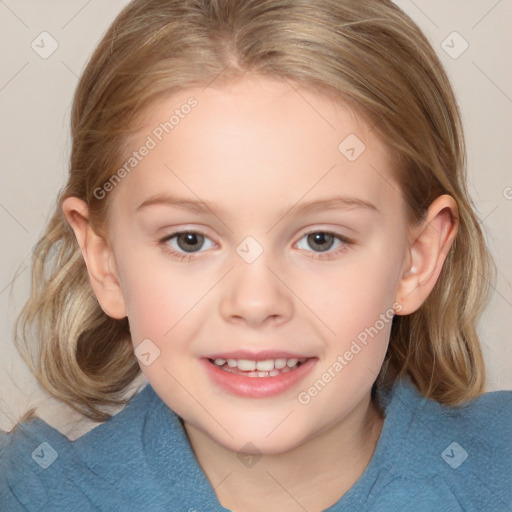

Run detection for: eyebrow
[[135, 193, 379, 217]]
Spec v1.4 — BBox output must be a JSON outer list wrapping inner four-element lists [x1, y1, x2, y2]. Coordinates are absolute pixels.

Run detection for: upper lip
[[204, 350, 313, 361]]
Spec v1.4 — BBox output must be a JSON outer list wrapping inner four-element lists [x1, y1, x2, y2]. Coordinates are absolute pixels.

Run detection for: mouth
[[202, 353, 317, 398], [207, 357, 308, 377]]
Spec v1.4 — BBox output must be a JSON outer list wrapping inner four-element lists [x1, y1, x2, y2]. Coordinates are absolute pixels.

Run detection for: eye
[[159, 229, 352, 262], [160, 231, 216, 260], [295, 230, 352, 258]]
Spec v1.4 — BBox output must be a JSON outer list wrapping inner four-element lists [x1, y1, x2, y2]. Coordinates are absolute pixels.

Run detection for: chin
[[198, 412, 316, 455]]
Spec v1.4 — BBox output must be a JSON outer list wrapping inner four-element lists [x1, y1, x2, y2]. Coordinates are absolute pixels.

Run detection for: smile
[[203, 356, 316, 398], [208, 357, 308, 377]]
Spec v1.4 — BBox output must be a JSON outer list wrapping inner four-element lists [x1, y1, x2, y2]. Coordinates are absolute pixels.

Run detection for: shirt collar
[[139, 376, 422, 510]]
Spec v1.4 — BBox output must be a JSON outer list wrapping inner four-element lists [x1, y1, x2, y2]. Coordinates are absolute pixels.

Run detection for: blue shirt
[[1, 377, 511, 511]]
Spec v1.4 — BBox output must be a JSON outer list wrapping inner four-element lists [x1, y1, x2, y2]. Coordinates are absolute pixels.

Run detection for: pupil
[[177, 233, 203, 252], [308, 233, 333, 252]]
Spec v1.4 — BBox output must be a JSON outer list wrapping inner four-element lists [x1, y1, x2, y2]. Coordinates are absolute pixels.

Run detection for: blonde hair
[[12, 0, 494, 424]]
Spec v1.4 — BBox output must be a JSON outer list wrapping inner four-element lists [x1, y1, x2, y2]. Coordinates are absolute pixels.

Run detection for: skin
[[63, 76, 458, 512]]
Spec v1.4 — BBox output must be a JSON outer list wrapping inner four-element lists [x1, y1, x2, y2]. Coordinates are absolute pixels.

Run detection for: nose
[[219, 254, 294, 328]]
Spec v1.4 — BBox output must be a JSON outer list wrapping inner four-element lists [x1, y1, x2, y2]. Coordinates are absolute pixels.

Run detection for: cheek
[[125, 277, 191, 340], [303, 250, 401, 331], [294, 262, 398, 417], [121, 268, 205, 389], [116, 250, 200, 342], [296, 245, 403, 383]]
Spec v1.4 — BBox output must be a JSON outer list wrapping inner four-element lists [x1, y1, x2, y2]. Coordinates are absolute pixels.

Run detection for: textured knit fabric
[[1, 377, 511, 511]]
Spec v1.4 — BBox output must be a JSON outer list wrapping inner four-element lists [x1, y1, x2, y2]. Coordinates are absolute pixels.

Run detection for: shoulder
[[0, 415, 72, 511], [376, 378, 512, 511], [0, 383, 158, 511], [391, 378, 512, 441], [406, 381, 512, 460]]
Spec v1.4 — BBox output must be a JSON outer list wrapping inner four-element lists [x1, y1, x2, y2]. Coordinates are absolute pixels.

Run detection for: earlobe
[[394, 194, 458, 315], [61, 196, 127, 319]]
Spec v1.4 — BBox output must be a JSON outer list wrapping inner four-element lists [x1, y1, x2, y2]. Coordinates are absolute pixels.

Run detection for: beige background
[[1, 0, 511, 436]]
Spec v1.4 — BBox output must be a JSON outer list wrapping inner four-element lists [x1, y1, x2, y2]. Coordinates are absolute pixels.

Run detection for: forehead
[[111, 76, 400, 223]]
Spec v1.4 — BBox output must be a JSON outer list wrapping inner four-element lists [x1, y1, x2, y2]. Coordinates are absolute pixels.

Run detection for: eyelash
[[158, 229, 353, 262]]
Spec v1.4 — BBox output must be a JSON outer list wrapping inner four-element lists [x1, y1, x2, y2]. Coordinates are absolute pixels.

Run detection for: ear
[[394, 194, 458, 315], [61, 196, 127, 319]]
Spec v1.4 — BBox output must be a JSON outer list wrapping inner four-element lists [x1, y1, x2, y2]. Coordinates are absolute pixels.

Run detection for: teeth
[[274, 359, 287, 369], [211, 357, 307, 372], [237, 359, 256, 371], [256, 359, 274, 371]]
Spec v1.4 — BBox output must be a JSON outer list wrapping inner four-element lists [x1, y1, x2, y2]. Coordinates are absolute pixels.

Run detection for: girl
[[1, 0, 511, 511]]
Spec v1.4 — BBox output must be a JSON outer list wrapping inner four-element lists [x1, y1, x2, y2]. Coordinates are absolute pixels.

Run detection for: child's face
[[106, 76, 411, 453]]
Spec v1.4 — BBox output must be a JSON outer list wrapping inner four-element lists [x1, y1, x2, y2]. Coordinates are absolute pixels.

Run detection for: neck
[[184, 393, 384, 512]]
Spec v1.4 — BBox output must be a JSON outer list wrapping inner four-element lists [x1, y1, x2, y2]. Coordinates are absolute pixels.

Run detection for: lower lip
[[202, 358, 317, 398]]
